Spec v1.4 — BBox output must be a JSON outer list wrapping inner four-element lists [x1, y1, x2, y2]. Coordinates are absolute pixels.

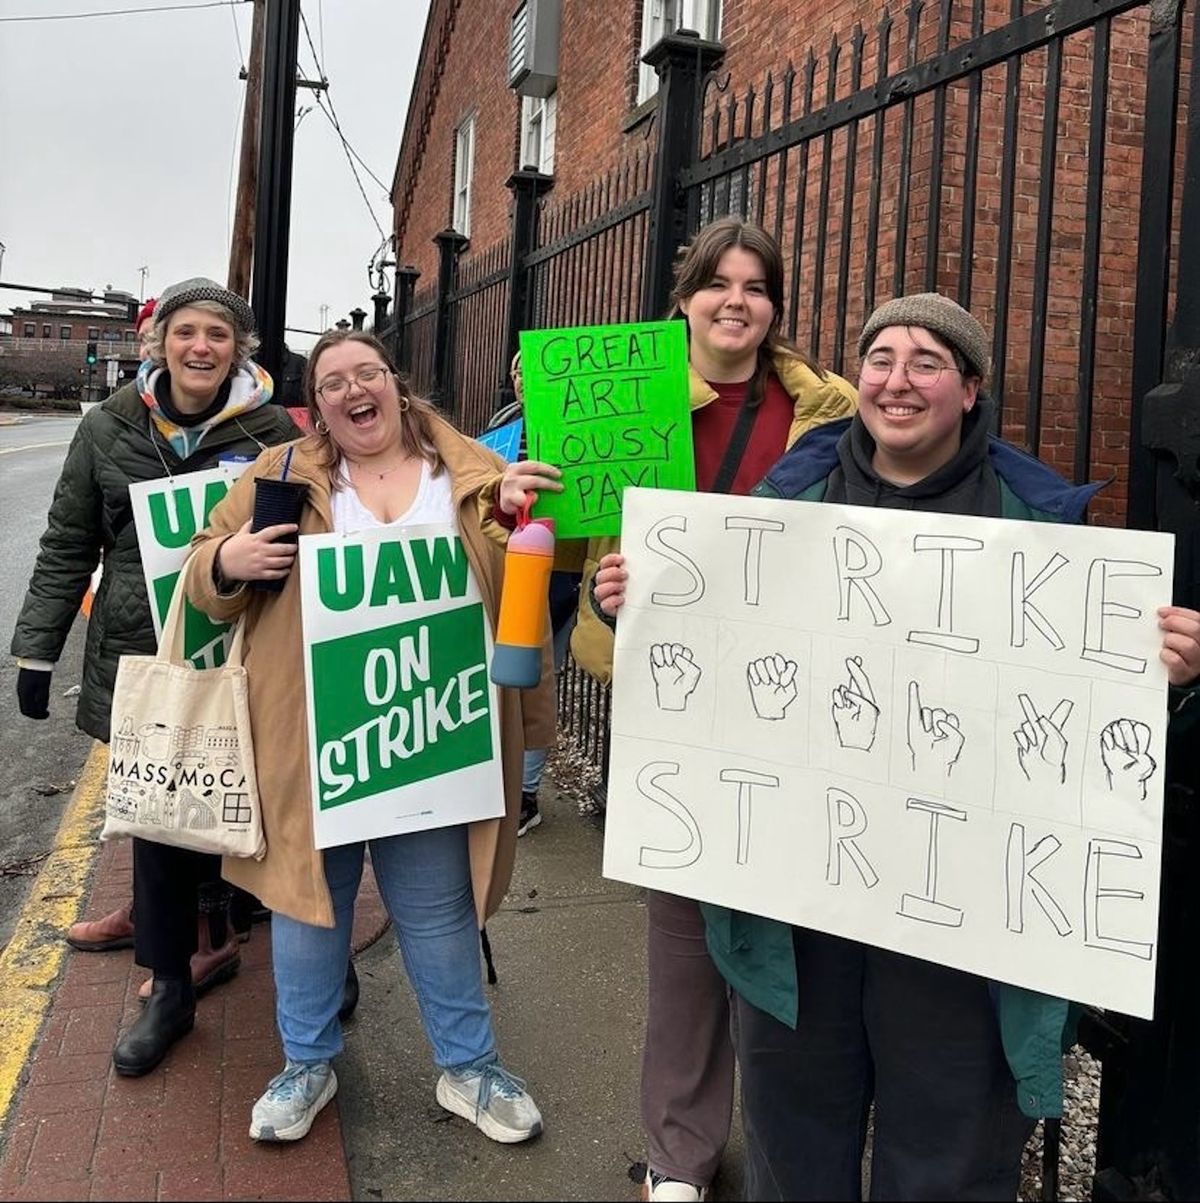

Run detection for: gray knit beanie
[[858, 293, 990, 380], [155, 277, 257, 337]]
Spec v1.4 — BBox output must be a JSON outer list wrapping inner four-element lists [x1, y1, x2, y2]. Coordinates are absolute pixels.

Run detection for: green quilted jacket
[[11, 381, 297, 740]]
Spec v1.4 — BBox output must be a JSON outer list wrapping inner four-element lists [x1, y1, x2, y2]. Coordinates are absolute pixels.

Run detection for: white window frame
[[637, 0, 722, 105], [453, 115, 476, 237], [520, 89, 557, 174]]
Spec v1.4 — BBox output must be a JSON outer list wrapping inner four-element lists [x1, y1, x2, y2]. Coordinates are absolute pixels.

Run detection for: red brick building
[[3, 288, 139, 355], [391, 0, 1181, 525], [0, 288, 140, 397]]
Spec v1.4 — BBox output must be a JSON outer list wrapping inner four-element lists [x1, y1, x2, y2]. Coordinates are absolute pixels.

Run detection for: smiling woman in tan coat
[[184, 329, 561, 1148]]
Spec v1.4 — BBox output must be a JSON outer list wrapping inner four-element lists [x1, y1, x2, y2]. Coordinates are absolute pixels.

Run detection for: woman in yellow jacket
[[570, 218, 857, 1201]]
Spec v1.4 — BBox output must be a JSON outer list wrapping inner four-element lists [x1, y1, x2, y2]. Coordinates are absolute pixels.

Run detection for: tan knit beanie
[[858, 293, 990, 380]]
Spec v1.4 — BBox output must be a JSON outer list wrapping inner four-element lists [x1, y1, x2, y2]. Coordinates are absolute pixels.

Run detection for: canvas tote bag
[[102, 582, 265, 859]]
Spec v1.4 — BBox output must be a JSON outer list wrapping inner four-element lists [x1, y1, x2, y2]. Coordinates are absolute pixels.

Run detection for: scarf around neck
[[136, 358, 274, 459]]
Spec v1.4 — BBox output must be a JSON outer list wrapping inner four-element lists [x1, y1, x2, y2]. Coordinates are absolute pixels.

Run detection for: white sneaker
[[644, 1168, 708, 1202], [436, 1061, 543, 1143], [249, 1059, 337, 1142]]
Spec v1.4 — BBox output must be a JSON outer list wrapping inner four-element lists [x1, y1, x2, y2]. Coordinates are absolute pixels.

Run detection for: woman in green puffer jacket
[[11, 278, 298, 1080]]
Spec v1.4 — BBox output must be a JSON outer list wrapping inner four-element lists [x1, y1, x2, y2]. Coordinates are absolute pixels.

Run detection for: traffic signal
[[85, 341, 97, 365]]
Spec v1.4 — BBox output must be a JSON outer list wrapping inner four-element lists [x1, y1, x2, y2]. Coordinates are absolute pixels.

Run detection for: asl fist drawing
[[1100, 718, 1156, 802], [1014, 693, 1073, 787], [906, 680, 965, 775], [650, 643, 702, 712], [831, 656, 880, 751], [746, 653, 799, 720]]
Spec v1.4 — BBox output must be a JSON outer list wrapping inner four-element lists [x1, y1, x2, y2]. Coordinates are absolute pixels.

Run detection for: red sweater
[[692, 372, 795, 496]]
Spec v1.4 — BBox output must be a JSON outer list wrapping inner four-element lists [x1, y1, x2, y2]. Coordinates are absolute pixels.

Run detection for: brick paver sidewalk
[[0, 838, 388, 1201]]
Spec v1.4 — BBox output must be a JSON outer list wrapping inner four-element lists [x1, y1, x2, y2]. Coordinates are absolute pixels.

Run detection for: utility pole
[[137, 265, 149, 302], [228, 0, 266, 298], [250, 0, 301, 386]]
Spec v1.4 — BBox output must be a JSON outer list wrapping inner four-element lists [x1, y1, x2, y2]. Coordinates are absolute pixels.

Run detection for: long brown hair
[[668, 217, 827, 408], [303, 330, 443, 478]]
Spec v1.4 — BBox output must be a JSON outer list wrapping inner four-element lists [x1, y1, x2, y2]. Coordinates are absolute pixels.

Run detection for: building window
[[453, 115, 476, 237], [60, 326, 71, 340], [23, 323, 35, 338], [124, 330, 136, 343], [87, 326, 99, 340], [42, 324, 52, 339], [638, 0, 722, 104], [520, 90, 557, 174]]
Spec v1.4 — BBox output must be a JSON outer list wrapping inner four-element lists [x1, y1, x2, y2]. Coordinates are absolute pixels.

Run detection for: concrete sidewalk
[[0, 751, 745, 1201]]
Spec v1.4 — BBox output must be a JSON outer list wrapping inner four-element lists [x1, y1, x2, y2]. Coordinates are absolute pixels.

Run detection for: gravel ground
[[1021, 1052, 1101, 1201]]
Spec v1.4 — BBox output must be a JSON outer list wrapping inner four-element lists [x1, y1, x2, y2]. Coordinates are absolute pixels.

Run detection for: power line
[[316, 95, 387, 242], [298, 6, 389, 242], [1, 0, 250, 23], [227, 0, 245, 69], [314, 98, 389, 195]]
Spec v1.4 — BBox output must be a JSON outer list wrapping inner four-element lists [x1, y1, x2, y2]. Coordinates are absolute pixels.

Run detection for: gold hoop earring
[[398, 395, 410, 414], [315, 418, 329, 435]]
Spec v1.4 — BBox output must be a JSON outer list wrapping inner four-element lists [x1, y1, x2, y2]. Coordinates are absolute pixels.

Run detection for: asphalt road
[[0, 413, 94, 950]]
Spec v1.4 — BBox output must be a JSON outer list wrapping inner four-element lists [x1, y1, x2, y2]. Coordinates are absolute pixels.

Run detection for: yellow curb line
[[0, 742, 109, 1133]]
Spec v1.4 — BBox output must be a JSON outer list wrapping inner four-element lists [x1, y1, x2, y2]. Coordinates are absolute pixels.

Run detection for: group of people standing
[[12, 217, 1200, 1199]]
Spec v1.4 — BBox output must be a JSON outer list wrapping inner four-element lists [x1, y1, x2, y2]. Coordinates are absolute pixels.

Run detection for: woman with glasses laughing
[[184, 329, 562, 1147]]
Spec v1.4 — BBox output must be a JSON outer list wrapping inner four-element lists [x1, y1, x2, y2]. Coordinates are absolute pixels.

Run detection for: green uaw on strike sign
[[300, 525, 504, 848], [129, 464, 249, 669]]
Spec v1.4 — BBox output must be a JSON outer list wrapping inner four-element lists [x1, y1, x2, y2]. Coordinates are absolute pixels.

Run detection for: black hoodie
[[824, 397, 1002, 517]]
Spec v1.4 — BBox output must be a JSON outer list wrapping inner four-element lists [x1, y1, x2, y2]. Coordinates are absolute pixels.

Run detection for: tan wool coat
[[184, 417, 556, 928]]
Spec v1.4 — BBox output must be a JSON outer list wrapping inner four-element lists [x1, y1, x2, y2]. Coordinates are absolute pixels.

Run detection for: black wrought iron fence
[[401, 282, 438, 399], [681, 0, 1193, 526], [445, 237, 512, 435], [527, 150, 655, 330]]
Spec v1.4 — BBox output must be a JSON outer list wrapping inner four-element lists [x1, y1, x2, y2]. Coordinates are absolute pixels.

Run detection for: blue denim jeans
[[271, 825, 496, 1069], [522, 746, 550, 794]]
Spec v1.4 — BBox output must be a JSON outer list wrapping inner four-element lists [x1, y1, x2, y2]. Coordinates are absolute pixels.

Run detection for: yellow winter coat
[[568, 352, 857, 684]]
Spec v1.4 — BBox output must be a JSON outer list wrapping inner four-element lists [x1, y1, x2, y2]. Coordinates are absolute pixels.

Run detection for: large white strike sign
[[603, 488, 1175, 1017]]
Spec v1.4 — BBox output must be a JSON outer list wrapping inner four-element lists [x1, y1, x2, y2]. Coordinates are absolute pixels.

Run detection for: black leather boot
[[339, 959, 360, 1022], [112, 976, 196, 1077]]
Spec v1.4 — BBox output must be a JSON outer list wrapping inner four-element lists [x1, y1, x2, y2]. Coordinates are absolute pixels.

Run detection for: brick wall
[[393, 0, 1188, 525]]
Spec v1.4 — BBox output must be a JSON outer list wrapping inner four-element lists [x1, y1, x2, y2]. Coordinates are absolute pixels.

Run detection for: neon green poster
[[518, 321, 693, 537]]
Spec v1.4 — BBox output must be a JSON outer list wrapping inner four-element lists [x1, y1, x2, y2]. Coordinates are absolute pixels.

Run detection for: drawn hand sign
[[906, 680, 965, 775], [831, 656, 880, 750], [1014, 693, 1073, 786], [650, 643, 702, 712], [746, 654, 798, 720], [1100, 719, 1156, 801]]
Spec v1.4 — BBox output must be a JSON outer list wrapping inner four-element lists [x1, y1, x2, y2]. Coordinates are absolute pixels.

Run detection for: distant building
[[0, 287, 141, 399], [2, 287, 139, 354]]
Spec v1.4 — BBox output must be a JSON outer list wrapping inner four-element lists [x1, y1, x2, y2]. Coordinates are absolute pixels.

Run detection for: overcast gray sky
[[0, 0, 429, 352]]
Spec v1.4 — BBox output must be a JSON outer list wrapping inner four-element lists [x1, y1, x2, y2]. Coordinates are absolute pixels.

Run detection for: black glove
[[16, 668, 52, 720]]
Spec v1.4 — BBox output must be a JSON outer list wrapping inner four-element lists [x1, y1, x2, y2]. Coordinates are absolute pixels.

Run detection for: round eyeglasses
[[316, 365, 390, 403], [859, 355, 962, 387]]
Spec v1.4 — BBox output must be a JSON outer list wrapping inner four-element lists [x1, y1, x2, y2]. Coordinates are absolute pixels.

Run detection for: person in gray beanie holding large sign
[[593, 292, 1200, 1199]]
